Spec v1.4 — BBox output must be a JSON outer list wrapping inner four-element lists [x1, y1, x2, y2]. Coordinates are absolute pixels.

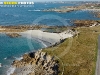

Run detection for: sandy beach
[[20, 30, 74, 47]]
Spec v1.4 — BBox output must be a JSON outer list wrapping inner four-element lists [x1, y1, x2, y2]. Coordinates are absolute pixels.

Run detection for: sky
[[0, 0, 100, 2]]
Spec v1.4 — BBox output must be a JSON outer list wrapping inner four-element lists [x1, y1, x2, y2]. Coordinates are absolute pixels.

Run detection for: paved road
[[95, 35, 100, 75]]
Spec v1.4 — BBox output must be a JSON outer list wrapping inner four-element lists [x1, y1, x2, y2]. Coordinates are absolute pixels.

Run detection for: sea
[[0, 2, 100, 75]]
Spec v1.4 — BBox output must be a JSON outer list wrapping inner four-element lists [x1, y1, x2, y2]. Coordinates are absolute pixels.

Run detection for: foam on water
[[37, 39, 48, 47], [0, 34, 44, 74], [7, 66, 15, 75], [14, 57, 23, 61], [0, 63, 2, 67], [28, 10, 41, 11]]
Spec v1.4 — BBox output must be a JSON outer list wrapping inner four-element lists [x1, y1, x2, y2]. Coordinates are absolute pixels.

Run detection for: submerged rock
[[10, 50, 59, 75], [6, 33, 21, 38], [96, 12, 100, 18]]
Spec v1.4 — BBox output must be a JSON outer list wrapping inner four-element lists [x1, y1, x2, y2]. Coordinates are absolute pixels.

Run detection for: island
[[43, 2, 100, 15]]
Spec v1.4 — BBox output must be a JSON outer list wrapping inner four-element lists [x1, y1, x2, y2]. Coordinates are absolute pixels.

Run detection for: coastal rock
[[42, 4, 87, 13], [74, 20, 99, 27], [96, 12, 100, 18], [10, 50, 59, 75], [6, 33, 21, 38]]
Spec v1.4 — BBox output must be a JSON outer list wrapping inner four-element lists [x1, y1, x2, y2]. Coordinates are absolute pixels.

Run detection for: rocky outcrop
[[0, 25, 50, 32], [74, 20, 99, 27], [11, 50, 59, 75], [95, 12, 100, 18], [1, 25, 49, 30], [6, 33, 21, 38], [97, 13, 100, 18], [43, 8, 76, 13]]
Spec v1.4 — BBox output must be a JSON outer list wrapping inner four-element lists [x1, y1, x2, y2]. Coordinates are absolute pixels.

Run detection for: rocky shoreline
[[42, 5, 84, 13], [2, 25, 76, 75], [93, 12, 100, 18], [43, 3, 100, 14], [2, 25, 77, 75], [6, 33, 21, 38], [0, 25, 49, 32], [10, 50, 59, 75], [74, 20, 100, 27]]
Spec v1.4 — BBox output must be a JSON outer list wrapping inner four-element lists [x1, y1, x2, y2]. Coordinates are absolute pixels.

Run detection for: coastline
[[20, 30, 74, 46], [0, 20, 100, 75], [0, 2, 99, 74], [0, 26, 76, 75], [0, 1, 100, 75]]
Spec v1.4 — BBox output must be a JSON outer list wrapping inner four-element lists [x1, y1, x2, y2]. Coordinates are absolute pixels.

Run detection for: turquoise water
[[0, 34, 44, 63], [0, 34, 44, 74]]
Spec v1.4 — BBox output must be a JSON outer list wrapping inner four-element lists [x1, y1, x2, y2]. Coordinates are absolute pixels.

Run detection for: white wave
[[0, 63, 2, 67], [14, 57, 23, 61], [32, 37, 48, 48], [5, 14, 8, 16], [28, 10, 41, 12], [38, 39, 47, 47], [4, 57, 7, 60], [13, 15, 19, 17], [7, 66, 15, 75]]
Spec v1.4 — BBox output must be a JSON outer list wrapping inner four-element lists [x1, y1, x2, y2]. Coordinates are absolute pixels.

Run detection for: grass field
[[43, 26, 100, 75]]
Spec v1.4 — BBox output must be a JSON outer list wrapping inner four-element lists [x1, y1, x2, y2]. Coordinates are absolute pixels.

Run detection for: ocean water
[[0, 2, 100, 75], [0, 3, 99, 26], [0, 33, 45, 75]]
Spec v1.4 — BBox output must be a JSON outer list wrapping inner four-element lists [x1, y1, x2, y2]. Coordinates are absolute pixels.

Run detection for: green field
[[43, 26, 100, 75]]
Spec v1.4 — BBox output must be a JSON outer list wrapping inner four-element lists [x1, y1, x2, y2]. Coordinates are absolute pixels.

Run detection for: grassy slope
[[43, 26, 100, 75]]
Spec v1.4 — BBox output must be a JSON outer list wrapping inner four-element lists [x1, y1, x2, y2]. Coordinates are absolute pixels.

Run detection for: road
[[95, 35, 100, 75]]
